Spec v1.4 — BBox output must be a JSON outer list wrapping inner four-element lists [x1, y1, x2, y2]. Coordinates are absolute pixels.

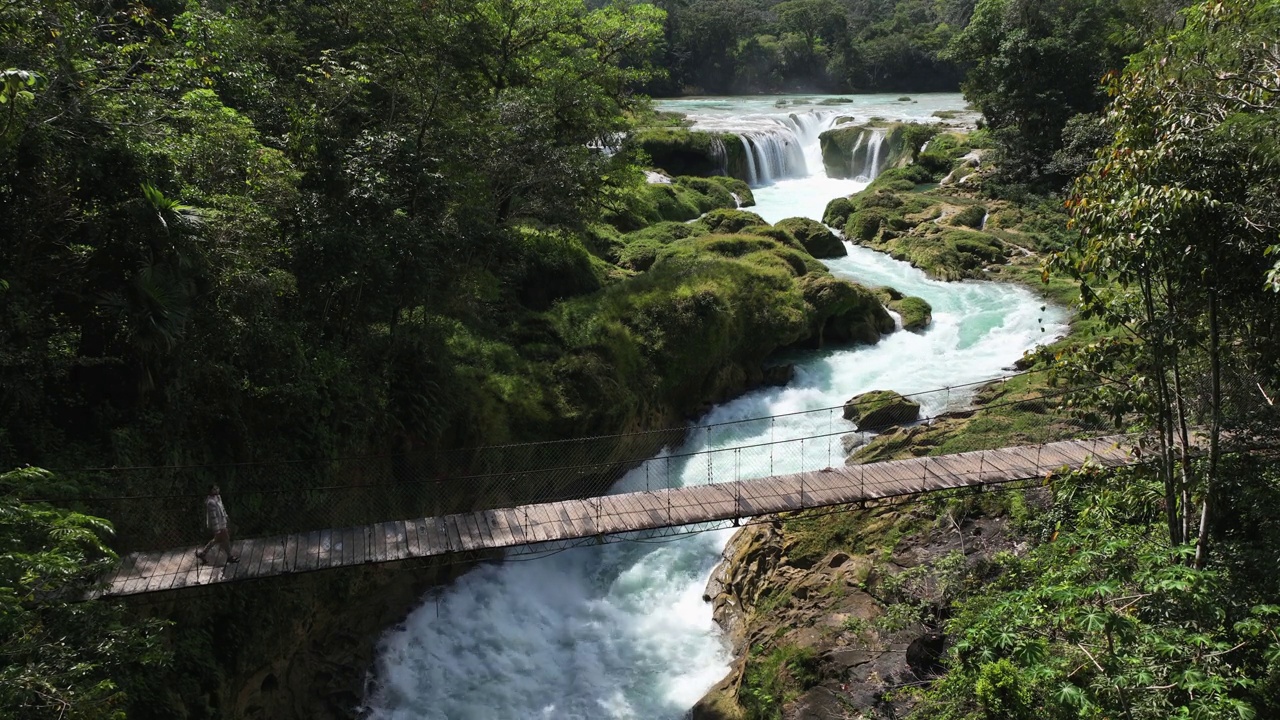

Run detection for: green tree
[[944, 0, 1176, 187], [1053, 0, 1280, 562], [1, 468, 168, 719]]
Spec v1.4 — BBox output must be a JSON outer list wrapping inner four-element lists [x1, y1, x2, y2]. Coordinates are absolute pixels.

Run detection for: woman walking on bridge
[[197, 484, 239, 564]]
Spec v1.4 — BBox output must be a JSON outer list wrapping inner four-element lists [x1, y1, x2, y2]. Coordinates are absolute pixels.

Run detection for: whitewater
[[363, 93, 1065, 720]]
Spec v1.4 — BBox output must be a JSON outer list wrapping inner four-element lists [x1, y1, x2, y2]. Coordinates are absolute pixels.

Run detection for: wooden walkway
[[96, 435, 1135, 597]]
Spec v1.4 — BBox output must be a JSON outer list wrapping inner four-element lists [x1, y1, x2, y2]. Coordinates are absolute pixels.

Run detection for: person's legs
[[197, 533, 217, 560], [218, 529, 238, 562]]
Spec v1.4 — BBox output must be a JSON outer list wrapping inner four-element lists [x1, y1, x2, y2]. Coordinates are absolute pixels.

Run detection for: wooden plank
[[280, 533, 298, 574], [423, 516, 450, 555], [294, 530, 316, 572], [352, 525, 367, 565], [469, 511, 496, 550], [120, 554, 164, 595], [607, 495, 644, 531], [560, 499, 592, 537], [528, 502, 563, 543], [340, 527, 357, 567], [141, 551, 181, 593], [225, 538, 257, 581], [239, 537, 261, 577], [483, 508, 520, 547], [314, 529, 334, 570], [442, 514, 466, 552], [405, 518, 424, 557], [591, 496, 628, 534], [382, 521, 407, 561], [632, 491, 668, 526], [369, 522, 388, 563], [456, 513, 484, 551]]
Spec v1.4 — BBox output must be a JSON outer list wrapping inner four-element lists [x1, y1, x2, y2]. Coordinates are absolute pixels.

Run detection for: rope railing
[[52, 375, 1126, 553]]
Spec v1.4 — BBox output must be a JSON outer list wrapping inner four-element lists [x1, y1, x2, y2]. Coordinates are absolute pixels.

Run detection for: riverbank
[[687, 145, 1100, 719]]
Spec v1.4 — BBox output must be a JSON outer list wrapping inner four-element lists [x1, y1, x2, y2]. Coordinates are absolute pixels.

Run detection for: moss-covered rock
[[742, 225, 806, 252], [676, 176, 737, 210], [634, 128, 731, 177], [819, 123, 939, 179], [617, 222, 706, 271], [775, 217, 847, 258], [889, 296, 933, 331], [704, 175, 756, 207], [605, 179, 740, 231], [632, 129, 753, 182], [698, 208, 768, 234], [508, 226, 605, 310], [797, 273, 896, 347], [948, 204, 987, 229], [842, 390, 922, 430], [845, 207, 907, 242]]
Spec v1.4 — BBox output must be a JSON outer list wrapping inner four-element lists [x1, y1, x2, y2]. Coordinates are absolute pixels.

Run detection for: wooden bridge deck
[[97, 435, 1135, 597]]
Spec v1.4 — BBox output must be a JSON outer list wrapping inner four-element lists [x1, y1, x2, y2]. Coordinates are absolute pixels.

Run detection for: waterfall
[[848, 131, 867, 179], [855, 130, 887, 182], [709, 137, 728, 176], [734, 111, 839, 187], [742, 135, 757, 184]]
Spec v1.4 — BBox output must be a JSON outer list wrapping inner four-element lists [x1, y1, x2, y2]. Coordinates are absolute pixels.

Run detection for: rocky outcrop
[[693, 503, 1030, 720], [632, 129, 752, 182], [842, 390, 922, 430], [775, 217, 847, 259], [819, 124, 926, 180], [890, 296, 933, 332]]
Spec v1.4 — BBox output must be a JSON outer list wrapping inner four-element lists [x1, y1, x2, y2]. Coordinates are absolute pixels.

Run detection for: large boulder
[[775, 217, 847, 259], [842, 390, 921, 430], [819, 123, 925, 179], [633, 129, 753, 182], [889, 296, 932, 332]]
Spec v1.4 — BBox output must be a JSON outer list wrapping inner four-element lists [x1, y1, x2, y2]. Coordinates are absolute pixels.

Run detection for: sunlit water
[[363, 94, 1061, 720]]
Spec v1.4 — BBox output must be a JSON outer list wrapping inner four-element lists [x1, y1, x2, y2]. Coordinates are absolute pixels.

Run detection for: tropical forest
[[3, 0, 1280, 718]]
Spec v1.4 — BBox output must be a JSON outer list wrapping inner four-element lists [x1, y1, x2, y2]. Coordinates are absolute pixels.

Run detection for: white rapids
[[362, 94, 1064, 720]]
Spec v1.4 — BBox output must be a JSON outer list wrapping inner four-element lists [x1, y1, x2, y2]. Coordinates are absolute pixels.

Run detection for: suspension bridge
[[74, 376, 1142, 598]]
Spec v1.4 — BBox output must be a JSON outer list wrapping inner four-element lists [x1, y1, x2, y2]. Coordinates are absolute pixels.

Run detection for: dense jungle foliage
[[5, 0, 1280, 717]]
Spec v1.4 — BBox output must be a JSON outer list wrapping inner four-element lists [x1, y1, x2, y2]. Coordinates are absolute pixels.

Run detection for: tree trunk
[[1195, 285, 1223, 569]]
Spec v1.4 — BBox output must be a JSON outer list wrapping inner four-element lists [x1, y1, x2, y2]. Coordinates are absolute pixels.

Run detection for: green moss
[[890, 296, 932, 331], [696, 234, 784, 258], [675, 176, 737, 211], [775, 217, 846, 258], [823, 197, 855, 227], [842, 390, 922, 429], [633, 128, 731, 177], [706, 175, 756, 207], [797, 273, 896, 346], [507, 226, 604, 310], [948, 204, 987, 229], [845, 208, 905, 242], [698, 208, 768, 234], [744, 225, 806, 252]]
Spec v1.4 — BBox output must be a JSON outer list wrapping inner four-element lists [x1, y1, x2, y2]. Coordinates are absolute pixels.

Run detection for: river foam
[[363, 94, 1064, 720]]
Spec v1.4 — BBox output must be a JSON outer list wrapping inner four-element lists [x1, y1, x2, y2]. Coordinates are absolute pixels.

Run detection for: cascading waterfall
[[856, 129, 887, 182], [739, 136, 758, 186], [848, 131, 867, 178], [708, 137, 728, 177], [364, 94, 1063, 720], [737, 111, 836, 186]]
